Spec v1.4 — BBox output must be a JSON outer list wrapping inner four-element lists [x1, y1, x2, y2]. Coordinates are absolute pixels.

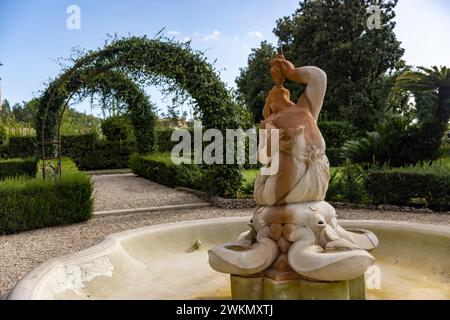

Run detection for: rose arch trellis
[[35, 36, 245, 196]]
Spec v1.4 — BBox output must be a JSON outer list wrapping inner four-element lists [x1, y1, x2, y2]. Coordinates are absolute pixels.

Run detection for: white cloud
[[167, 30, 180, 36], [203, 30, 221, 41], [247, 31, 263, 38], [233, 35, 240, 41], [183, 36, 192, 42]]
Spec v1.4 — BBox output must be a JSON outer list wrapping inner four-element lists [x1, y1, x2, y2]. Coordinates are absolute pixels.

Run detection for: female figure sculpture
[[255, 54, 330, 206]]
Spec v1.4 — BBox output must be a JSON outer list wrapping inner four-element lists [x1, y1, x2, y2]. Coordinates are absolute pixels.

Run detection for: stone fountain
[[208, 55, 379, 300], [6, 56, 450, 301]]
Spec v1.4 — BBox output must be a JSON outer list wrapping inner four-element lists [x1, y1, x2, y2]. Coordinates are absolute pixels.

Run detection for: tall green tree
[[236, 41, 277, 123], [395, 66, 450, 159], [238, 0, 405, 130], [1, 99, 11, 124]]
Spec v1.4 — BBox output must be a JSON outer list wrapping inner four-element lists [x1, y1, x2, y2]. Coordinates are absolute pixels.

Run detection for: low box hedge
[[0, 158, 93, 234], [129, 152, 205, 190], [0, 157, 38, 180], [366, 161, 450, 211]]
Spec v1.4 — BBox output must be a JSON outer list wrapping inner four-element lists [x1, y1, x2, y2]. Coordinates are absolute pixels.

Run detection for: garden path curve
[[92, 173, 207, 213]]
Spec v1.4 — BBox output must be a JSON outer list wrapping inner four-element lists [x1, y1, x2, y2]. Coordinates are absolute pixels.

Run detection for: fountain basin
[[7, 218, 450, 300]]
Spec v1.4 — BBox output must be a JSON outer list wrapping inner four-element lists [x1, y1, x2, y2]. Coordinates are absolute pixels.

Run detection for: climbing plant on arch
[[35, 36, 248, 196]]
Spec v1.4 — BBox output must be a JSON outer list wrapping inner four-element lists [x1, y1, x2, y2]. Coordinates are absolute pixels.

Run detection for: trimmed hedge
[[0, 157, 38, 180], [366, 161, 450, 211], [0, 158, 93, 234], [129, 153, 205, 190], [0, 134, 134, 170], [2, 136, 36, 158], [61, 134, 134, 170]]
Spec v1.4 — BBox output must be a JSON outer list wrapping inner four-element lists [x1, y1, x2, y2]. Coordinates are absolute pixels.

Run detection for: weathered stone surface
[[230, 275, 263, 300]]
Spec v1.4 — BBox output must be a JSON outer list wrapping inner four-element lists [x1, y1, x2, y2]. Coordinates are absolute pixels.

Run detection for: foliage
[[0, 157, 38, 180], [60, 107, 102, 135], [101, 115, 135, 143], [326, 162, 369, 203], [0, 133, 134, 170], [0, 158, 93, 234], [396, 66, 450, 157], [366, 159, 450, 210], [129, 153, 205, 191], [236, 41, 278, 123], [1, 99, 11, 125], [61, 134, 134, 170], [36, 67, 156, 156], [10, 99, 39, 124], [35, 36, 245, 196], [243, 0, 404, 131], [0, 124, 7, 145], [0, 136, 36, 159], [346, 66, 450, 166], [341, 117, 412, 166], [239, 169, 258, 196]]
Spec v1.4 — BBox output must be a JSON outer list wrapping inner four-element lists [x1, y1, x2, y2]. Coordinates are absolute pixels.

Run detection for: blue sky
[[1, 0, 449, 117]]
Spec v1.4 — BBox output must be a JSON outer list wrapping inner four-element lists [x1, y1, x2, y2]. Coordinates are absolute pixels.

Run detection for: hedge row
[[0, 158, 93, 234], [129, 153, 205, 190], [0, 136, 36, 158], [366, 162, 450, 211], [0, 134, 134, 170], [0, 157, 38, 180], [61, 134, 134, 170]]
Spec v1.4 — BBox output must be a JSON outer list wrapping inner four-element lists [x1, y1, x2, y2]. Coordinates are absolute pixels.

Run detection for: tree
[[11, 99, 38, 124], [60, 107, 102, 135], [395, 66, 450, 158], [101, 115, 135, 143], [1, 99, 11, 125], [239, 0, 404, 130], [236, 41, 277, 123], [342, 66, 450, 166]]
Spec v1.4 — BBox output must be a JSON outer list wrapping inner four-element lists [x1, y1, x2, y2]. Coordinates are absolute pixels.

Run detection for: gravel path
[[1, 206, 449, 297], [92, 174, 203, 212]]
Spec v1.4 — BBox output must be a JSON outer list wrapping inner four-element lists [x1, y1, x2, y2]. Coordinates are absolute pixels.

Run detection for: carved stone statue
[[208, 55, 379, 295]]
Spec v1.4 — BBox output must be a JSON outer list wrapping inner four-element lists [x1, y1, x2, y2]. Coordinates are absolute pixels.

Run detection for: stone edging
[[93, 202, 211, 218], [173, 186, 449, 214]]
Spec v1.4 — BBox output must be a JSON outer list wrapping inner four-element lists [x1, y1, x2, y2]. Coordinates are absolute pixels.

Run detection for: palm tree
[[396, 66, 450, 131]]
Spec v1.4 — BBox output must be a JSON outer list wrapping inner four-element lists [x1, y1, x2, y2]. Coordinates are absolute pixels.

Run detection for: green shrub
[[0, 159, 93, 234], [239, 169, 258, 196], [156, 128, 195, 152], [0, 125, 7, 145], [326, 147, 344, 167], [4, 136, 36, 158], [61, 134, 134, 170], [366, 160, 450, 211], [0, 158, 38, 180], [101, 116, 135, 143], [129, 152, 205, 191], [342, 117, 447, 167], [327, 162, 369, 204], [319, 121, 356, 149]]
